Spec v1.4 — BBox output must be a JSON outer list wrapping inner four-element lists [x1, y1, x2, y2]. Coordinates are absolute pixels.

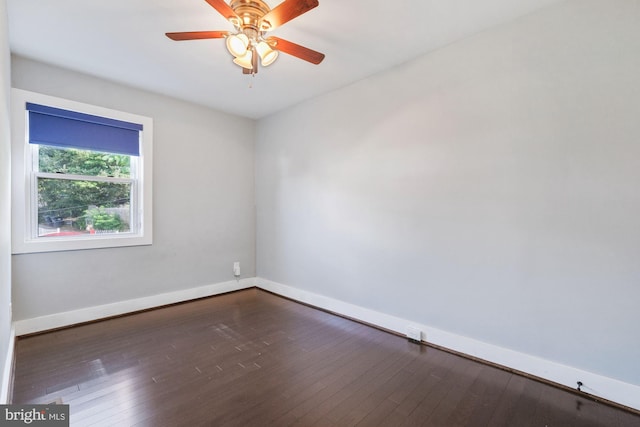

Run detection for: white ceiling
[[7, 0, 562, 119]]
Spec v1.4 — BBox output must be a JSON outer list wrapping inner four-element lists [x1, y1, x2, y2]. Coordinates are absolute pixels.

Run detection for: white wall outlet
[[406, 325, 422, 342], [233, 262, 241, 277]]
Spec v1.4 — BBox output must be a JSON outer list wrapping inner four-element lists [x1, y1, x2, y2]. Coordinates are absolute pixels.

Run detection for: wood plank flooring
[[11, 288, 640, 426]]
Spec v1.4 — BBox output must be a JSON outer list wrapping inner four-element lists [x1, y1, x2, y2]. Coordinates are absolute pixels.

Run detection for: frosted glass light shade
[[256, 41, 278, 67], [233, 50, 254, 69], [226, 33, 249, 57]]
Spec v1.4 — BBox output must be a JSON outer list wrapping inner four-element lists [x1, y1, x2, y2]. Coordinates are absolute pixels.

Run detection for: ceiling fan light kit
[[166, 0, 325, 75]]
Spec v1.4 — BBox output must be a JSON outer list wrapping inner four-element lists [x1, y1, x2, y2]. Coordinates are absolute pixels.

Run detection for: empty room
[[1, 0, 639, 425]]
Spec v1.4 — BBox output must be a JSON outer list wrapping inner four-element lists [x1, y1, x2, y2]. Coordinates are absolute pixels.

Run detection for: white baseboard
[[256, 277, 640, 412], [1, 327, 15, 404], [13, 278, 255, 336]]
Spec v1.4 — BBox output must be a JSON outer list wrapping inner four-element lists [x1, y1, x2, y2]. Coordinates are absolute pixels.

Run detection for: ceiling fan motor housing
[[230, 0, 272, 32]]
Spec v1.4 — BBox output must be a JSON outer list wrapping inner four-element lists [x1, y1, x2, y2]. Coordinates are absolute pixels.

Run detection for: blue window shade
[[27, 103, 142, 156]]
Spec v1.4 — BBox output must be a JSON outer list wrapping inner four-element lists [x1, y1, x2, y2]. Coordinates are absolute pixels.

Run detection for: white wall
[[256, 0, 640, 396], [11, 56, 256, 321], [0, 0, 13, 403]]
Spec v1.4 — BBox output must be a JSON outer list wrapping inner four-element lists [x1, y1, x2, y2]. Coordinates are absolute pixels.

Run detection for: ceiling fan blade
[[267, 36, 325, 64], [260, 0, 319, 31], [166, 31, 229, 41], [204, 0, 240, 21]]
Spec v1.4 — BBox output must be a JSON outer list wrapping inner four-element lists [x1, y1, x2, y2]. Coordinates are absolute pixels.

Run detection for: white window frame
[[11, 89, 153, 254]]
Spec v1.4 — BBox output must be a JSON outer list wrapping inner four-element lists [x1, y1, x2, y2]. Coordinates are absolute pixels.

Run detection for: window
[[11, 89, 153, 253]]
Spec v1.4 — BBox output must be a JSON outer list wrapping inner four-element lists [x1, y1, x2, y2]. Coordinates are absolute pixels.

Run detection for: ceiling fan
[[166, 0, 325, 74]]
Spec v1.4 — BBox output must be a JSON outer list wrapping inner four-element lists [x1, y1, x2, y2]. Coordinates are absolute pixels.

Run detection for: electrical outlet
[[233, 262, 241, 277]]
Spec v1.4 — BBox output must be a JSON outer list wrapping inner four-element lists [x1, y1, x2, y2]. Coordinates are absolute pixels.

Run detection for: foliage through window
[[35, 146, 135, 237]]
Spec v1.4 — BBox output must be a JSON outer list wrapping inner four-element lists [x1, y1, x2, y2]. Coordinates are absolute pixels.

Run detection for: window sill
[[12, 233, 152, 254]]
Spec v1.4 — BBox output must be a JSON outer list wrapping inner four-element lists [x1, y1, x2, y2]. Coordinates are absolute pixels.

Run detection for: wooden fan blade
[[166, 31, 229, 41], [204, 0, 239, 21], [260, 0, 319, 31], [267, 36, 325, 64]]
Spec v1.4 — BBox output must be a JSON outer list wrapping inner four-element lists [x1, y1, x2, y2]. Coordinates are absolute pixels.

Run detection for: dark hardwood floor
[[12, 288, 639, 426]]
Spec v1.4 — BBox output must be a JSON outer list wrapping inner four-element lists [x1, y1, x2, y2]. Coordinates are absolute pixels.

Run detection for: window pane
[[38, 145, 131, 178], [37, 177, 132, 237]]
